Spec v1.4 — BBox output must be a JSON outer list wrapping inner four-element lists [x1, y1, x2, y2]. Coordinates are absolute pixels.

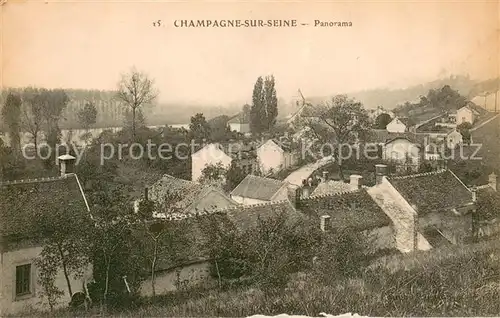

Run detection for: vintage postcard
[[0, 0, 499, 316]]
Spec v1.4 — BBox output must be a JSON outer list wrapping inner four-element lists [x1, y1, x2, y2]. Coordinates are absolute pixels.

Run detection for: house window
[[15, 264, 32, 297]]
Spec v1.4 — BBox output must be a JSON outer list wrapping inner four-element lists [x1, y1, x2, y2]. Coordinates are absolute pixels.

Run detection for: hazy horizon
[[2, 1, 498, 105]]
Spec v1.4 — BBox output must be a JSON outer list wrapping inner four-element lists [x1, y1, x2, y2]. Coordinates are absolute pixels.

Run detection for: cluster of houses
[[1, 148, 500, 315], [2, 97, 500, 315]]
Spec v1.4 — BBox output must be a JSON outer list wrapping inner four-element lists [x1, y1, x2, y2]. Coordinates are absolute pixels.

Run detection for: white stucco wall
[[456, 107, 475, 125], [256, 141, 284, 175], [386, 119, 406, 133], [140, 261, 212, 296], [383, 139, 420, 165], [191, 144, 232, 182], [1, 245, 86, 316]]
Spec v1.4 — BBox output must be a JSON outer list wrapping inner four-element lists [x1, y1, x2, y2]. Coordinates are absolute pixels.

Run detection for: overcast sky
[[2, 1, 498, 105]]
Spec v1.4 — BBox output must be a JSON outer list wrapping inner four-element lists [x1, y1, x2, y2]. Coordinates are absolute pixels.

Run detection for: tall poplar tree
[[250, 76, 264, 134]]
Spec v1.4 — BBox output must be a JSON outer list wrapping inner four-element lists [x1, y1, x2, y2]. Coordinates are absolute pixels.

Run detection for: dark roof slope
[[388, 170, 473, 215], [146, 174, 233, 214], [0, 174, 89, 238], [230, 175, 286, 201], [299, 189, 391, 231]]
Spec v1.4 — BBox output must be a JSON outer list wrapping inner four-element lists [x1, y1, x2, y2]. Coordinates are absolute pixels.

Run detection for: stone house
[[0, 156, 92, 315], [256, 139, 300, 175], [456, 104, 480, 125], [134, 174, 237, 218], [191, 142, 258, 182], [368, 164, 476, 252], [230, 174, 290, 205], [386, 117, 410, 133], [137, 176, 395, 296], [383, 137, 422, 172], [227, 114, 250, 134]]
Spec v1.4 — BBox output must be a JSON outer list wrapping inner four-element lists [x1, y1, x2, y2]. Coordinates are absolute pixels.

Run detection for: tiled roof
[[369, 130, 426, 145], [0, 174, 89, 239], [230, 174, 286, 201], [388, 170, 473, 215], [136, 186, 392, 271], [300, 189, 392, 231], [147, 174, 220, 214], [310, 180, 353, 196]]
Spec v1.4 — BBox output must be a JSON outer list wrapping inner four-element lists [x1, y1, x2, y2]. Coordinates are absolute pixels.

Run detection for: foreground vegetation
[[22, 238, 500, 317]]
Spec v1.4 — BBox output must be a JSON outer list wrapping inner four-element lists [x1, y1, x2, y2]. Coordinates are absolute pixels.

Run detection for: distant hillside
[[300, 75, 478, 110]]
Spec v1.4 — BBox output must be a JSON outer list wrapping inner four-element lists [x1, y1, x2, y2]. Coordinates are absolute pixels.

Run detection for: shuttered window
[[15, 264, 31, 296]]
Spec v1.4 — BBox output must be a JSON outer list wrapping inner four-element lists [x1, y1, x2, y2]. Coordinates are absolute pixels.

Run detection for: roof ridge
[[0, 174, 71, 186], [388, 169, 446, 180], [305, 188, 360, 200]]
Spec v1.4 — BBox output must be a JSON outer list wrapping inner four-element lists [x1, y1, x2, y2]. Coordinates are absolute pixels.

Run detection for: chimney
[[287, 184, 301, 208], [489, 172, 497, 191], [322, 171, 328, 182], [375, 164, 388, 185], [57, 154, 76, 177], [471, 187, 477, 203], [320, 215, 331, 232], [302, 186, 311, 198], [144, 187, 149, 201], [350, 174, 363, 190]]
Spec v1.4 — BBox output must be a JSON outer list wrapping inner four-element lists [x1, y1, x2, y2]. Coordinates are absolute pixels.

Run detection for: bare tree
[[20, 87, 44, 151], [116, 68, 158, 139]]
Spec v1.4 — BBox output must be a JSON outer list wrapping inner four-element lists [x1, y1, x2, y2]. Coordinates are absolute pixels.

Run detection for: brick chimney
[[320, 215, 330, 232], [350, 174, 363, 190], [287, 184, 301, 208], [489, 172, 497, 191], [375, 164, 388, 185], [57, 154, 76, 177], [322, 171, 328, 182]]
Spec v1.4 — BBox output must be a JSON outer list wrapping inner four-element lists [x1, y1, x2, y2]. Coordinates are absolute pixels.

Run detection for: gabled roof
[[388, 170, 473, 215], [147, 174, 236, 215], [476, 186, 500, 222], [310, 180, 353, 196], [0, 174, 90, 239], [137, 185, 392, 272], [369, 130, 426, 145], [193, 142, 257, 160], [230, 174, 287, 201], [300, 189, 392, 231], [227, 113, 249, 124]]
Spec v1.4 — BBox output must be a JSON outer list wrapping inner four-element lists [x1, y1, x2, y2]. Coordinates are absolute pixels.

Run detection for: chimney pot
[[350, 174, 363, 190], [471, 187, 477, 203], [320, 215, 331, 232], [322, 171, 328, 181], [489, 172, 497, 191], [375, 164, 388, 185], [57, 154, 76, 177]]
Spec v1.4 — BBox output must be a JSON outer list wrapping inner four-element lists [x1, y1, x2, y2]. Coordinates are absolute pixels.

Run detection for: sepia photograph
[[0, 0, 499, 316]]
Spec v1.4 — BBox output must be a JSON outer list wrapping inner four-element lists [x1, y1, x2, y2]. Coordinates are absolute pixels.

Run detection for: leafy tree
[[35, 203, 93, 299], [250, 76, 265, 134], [457, 122, 473, 145], [263, 75, 278, 130], [250, 76, 278, 134], [374, 113, 392, 129], [35, 252, 65, 311], [78, 102, 98, 142], [199, 162, 227, 188], [90, 186, 142, 310], [302, 95, 372, 180], [20, 87, 44, 150], [224, 161, 247, 192], [189, 113, 211, 142], [1, 92, 22, 155], [117, 68, 158, 139], [136, 191, 184, 298]]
